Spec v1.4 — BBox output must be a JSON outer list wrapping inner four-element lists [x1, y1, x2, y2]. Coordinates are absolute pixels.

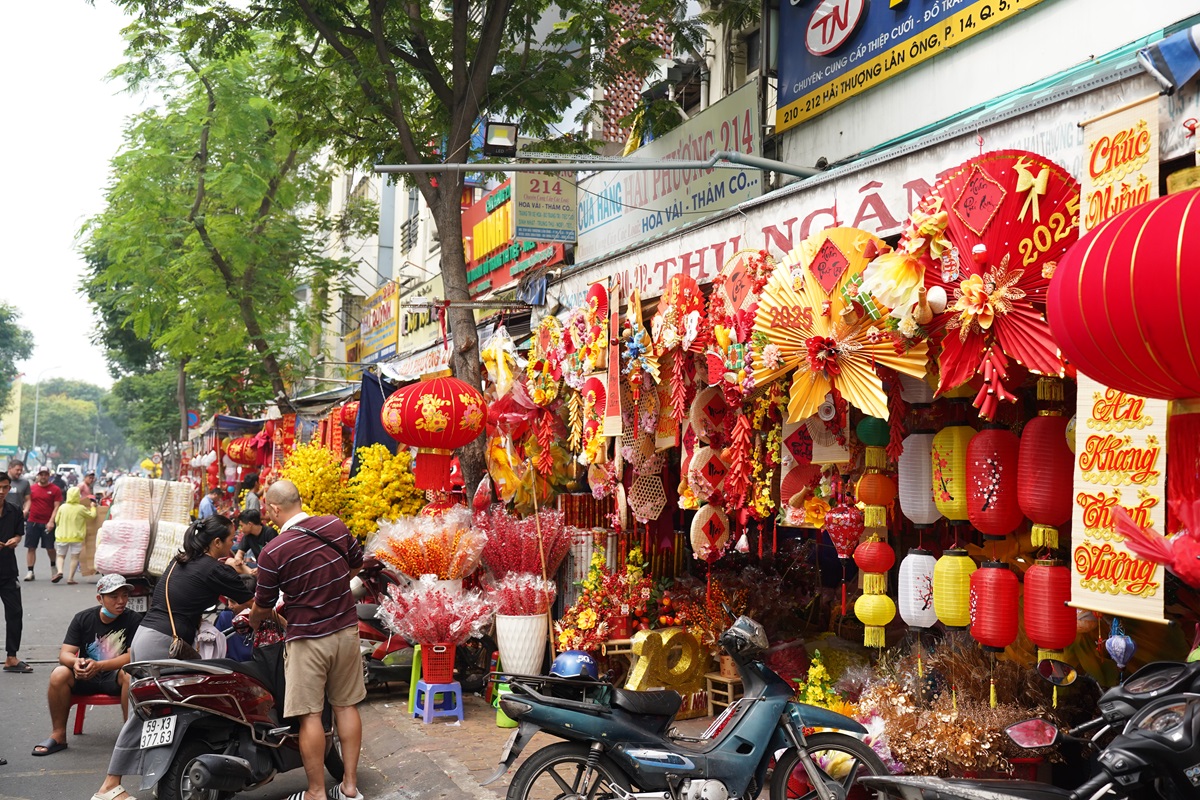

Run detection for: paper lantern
[[1105, 619, 1136, 671], [226, 437, 257, 467], [854, 593, 896, 648], [856, 416, 890, 447], [899, 433, 942, 527], [854, 538, 895, 594], [381, 371, 487, 490], [932, 425, 973, 523], [1018, 415, 1074, 549], [933, 549, 976, 628], [1023, 560, 1075, 659], [970, 562, 1019, 650], [857, 472, 897, 508], [825, 503, 864, 559], [967, 428, 1024, 538], [899, 373, 935, 404], [341, 401, 360, 429], [899, 549, 938, 628]]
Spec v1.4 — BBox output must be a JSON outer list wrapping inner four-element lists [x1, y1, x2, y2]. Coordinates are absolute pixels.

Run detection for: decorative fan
[[717, 248, 776, 315], [622, 287, 661, 406], [630, 473, 667, 523], [653, 274, 707, 353], [705, 249, 777, 406], [752, 227, 929, 421], [689, 387, 728, 444], [689, 446, 729, 504], [881, 150, 1078, 418], [581, 377, 607, 465], [527, 316, 564, 406], [691, 504, 731, 562]]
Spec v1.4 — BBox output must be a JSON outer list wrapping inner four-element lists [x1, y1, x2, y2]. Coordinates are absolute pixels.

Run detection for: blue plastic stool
[[413, 679, 464, 723]]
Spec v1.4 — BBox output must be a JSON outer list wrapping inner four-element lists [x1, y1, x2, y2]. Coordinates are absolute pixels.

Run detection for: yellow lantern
[[854, 593, 896, 649], [932, 425, 973, 523], [933, 549, 976, 629]]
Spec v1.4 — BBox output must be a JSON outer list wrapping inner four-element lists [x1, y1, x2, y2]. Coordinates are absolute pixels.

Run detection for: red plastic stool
[[71, 693, 121, 734]]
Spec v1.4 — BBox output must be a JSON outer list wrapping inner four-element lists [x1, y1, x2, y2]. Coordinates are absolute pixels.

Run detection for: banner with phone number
[[777, 0, 1050, 133]]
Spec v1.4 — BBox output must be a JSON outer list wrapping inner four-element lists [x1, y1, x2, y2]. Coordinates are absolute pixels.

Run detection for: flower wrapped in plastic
[[368, 506, 487, 580], [476, 504, 572, 579], [377, 576, 494, 645], [484, 573, 557, 616]]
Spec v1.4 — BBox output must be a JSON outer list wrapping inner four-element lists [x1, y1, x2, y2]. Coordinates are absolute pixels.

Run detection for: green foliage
[[17, 380, 134, 466], [0, 304, 34, 414], [107, 370, 194, 454]]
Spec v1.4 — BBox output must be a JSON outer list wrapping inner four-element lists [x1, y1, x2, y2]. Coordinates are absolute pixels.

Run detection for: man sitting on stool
[[31, 574, 142, 756]]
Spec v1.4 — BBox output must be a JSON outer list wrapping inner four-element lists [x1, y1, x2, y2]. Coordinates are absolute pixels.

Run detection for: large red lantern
[[1023, 559, 1076, 659], [1018, 415, 1074, 548], [853, 538, 895, 593], [226, 437, 258, 467], [381, 370, 487, 491], [341, 401, 359, 429], [967, 428, 1023, 538], [969, 561, 1019, 650]]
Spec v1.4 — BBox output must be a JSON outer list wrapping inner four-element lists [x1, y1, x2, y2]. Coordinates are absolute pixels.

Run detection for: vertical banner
[[1079, 94, 1159, 233], [1069, 376, 1167, 623]]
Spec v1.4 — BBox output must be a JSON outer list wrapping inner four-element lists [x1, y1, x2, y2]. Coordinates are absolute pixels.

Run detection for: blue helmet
[[550, 650, 599, 680]]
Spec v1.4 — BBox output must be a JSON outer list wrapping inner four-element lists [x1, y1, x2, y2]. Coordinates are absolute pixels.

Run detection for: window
[[744, 28, 761, 75], [340, 293, 365, 336]]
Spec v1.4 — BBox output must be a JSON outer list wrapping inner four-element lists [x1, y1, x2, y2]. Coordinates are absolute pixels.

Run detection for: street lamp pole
[[24, 366, 59, 466]]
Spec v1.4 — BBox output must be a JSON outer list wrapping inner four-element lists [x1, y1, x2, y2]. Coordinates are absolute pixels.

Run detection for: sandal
[[329, 785, 365, 800], [90, 786, 129, 800], [51, 572, 63, 583], [32, 738, 67, 756], [67, 580, 78, 585], [2, 661, 32, 673]]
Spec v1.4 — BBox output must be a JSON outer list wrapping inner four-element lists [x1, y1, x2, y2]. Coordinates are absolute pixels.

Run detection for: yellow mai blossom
[[281, 443, 349, 519], [345, 444, 425, 541]]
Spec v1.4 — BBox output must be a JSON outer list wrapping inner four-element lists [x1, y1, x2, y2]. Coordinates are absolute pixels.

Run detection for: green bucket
[[494, 683, 518, 728]]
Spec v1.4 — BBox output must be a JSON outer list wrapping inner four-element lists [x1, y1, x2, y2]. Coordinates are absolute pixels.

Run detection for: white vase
[[495, 614, 548, 676]]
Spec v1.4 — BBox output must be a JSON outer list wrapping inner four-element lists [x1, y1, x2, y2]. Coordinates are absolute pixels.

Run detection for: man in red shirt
[[24, 467, 63, 582], [251, 479, 365, 800]]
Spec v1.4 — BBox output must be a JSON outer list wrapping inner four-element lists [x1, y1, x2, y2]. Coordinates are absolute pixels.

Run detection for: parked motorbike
[[121, 643, 343, 800], [485, 613, 887, 800]]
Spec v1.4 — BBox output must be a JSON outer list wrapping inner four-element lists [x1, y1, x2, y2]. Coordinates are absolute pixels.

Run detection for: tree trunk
[[429, 185, 486, 495], [174, 359, 189, 481]]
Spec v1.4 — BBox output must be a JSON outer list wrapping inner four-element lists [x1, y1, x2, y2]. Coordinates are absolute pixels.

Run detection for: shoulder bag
[[165, 561, 202, 660], [291, 524, 349, 564]]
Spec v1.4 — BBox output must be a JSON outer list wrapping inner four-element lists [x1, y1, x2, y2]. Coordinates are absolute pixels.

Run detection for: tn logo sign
[[804, 0, 868, 56]]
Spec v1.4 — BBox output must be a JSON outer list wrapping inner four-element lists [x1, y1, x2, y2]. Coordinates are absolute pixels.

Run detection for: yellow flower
[[952, 274, 995, 331], [577, 608, 598, 630]]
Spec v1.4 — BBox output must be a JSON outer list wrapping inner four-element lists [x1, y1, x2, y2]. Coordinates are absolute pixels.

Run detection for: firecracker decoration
[[527, 316, 564, 406], [752, 227, 930, 422], [381, 370, 487, 491], [725, 414, 754, 509], [854, 536, 896, 647], [652, 274, 707, 409], [344, 444, 426, 541], [280, 442, 350, 518], [567, 391, 583, 452]]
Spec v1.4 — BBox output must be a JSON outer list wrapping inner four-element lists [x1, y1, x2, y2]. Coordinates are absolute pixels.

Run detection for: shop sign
[[357, 282, 400, 364], [1079, 94, 1159, 233], [777, 0, 1049, 133], [342, 330, 363, 380], [0, 379, 19, 457], [398, 275, 446, 351], [386, 345, 452, 382], [464, 180, 564, 297], [576, 81, 761, 263], [1069, 375, 1167, 623], [515, 171, 578, 243]]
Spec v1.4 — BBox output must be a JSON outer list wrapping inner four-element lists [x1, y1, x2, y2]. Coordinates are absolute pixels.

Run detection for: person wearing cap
[[23, 467, 62, 582], [31, 574, 142, 757]]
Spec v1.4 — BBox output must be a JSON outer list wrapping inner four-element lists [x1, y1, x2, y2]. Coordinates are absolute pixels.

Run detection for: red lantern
[[226, 437, 258, 467], [341, 401, 359, 429], [1018, 415, 1074, 548], [825, 504, 864, 559], [1023, 560, 1076, 658], [381, 371, 487, 491], [969, 561, 1019, 650], [853, 538, 896, 574], [967, 428, 1024, 538]]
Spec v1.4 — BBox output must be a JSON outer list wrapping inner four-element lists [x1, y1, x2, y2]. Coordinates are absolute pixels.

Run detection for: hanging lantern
[[1023, 560, 1076, 661], [1105, 618, 1136, 675], [341, 401, 360, 429], [898, 549, 938, 628], [932, 425, 974, 523], [825, 503, 864, 559], [226, 437, 257, 467], [899, 433, 942, 527], [967, 428, 1024, 538], [854, 593, 896, 648], [970, 562, 1019, 650], [380, 370, 487, 491], [854, 537, 895, 594], [1018, 415, 1074, 549], [857, 472, 897, 508], [856, 416, 890, 447], [899, 373, 936, 404], [933, 549, 976, 629]]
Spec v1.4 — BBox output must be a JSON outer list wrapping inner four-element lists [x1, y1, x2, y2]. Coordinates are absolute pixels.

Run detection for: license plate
[[128, 596, 148, 614], [499, 729, 519, 762], [140, 715, 177, 749]]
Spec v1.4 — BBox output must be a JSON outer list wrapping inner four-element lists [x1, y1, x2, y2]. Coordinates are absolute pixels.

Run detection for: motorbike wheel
[[770, 732, 888, 800], [158, 738, 235, 800], [505, 741, 631, 800]]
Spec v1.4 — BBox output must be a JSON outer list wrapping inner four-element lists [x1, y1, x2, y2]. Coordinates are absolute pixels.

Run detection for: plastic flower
[[860, 249, 926, 318], [951, 274, 995, 332], [577, 608, 598, 630]]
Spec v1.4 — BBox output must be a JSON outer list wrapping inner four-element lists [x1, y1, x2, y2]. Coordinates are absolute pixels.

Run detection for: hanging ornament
[[826, 502, 864, 615], [899, 433, 942, 527], [853, 537, 896, 647], [932, 424, 974, 523], [967, 427, 1024, 539], [225, 437, 258, 467], [690, 504, 730, 562], [380, 370, 487, 491], [1018, 385, 1073, 549], [689, 387, 729, 445], [527, 316, 565, 406], [1024, 560, 1076, 661], [969, 562, 1019, 650], [898, 549, 938, 628], [933, 549, 976, 629], [341, 400, 360, 429], [1105, 619, 1137, 680]]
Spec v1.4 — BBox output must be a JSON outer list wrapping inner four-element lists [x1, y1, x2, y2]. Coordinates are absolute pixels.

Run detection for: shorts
[[74, 670, 122, 697], [282, 627, 366, 717], [55, 542, 83, 558], [24, 523, 54, 549]]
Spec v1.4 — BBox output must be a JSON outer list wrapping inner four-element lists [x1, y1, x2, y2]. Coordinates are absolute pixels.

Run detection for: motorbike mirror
[[721, 602, 735, 621], [1006, 718, 1060, 749], [1037, 658, 1078, 687]]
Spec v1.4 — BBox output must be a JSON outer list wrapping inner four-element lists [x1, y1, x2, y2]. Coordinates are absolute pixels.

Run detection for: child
[[52, 487, 97, 584]]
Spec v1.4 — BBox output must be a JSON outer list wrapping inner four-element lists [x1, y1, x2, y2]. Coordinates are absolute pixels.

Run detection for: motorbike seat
[[357, 603, 380, 622], [611, 687, 683, 718]]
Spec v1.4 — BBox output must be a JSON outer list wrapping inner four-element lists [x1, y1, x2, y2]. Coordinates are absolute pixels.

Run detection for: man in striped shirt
[[251, 479, 366, 800]]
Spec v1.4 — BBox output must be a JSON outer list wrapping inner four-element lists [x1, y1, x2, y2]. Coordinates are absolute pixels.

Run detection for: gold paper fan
[[753, 227, 928, 421]]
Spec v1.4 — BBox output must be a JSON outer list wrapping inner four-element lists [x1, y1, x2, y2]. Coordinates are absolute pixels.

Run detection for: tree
[[0, 303, 34, 415], [111, 0, 702, 490], [107, 370, 196, 455], [18, 380, 133, 467]]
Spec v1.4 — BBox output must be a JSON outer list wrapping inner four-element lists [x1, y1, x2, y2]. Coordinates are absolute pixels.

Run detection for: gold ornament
[[625, 627, 706, 696]]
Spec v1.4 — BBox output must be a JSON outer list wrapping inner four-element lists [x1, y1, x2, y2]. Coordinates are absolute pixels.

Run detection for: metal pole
[[374, 150, 820, 179], [29, 382, 40, 466]]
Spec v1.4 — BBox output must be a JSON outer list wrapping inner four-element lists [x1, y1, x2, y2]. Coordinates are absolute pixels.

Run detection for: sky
[[1, 1, 149, 390]]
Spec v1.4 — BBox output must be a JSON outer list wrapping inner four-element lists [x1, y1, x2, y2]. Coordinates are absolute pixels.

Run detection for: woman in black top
[[129, 515, 254, 661]]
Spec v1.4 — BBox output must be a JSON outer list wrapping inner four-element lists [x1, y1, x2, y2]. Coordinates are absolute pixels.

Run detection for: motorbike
[[485, 613, 888, 800], [121, 642, 343, 800], [860, 658, 1200, 800]]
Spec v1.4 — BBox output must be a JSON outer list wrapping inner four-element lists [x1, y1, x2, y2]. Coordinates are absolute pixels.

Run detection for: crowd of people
[[0, 459, 369, 800]]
